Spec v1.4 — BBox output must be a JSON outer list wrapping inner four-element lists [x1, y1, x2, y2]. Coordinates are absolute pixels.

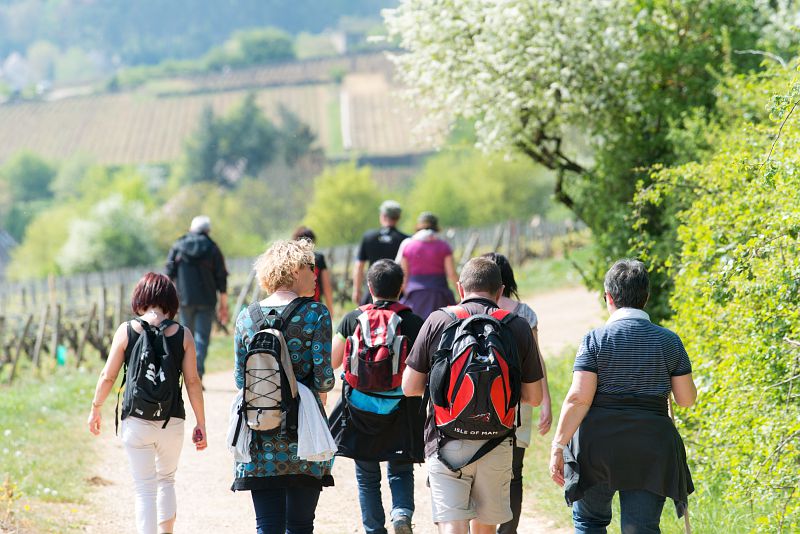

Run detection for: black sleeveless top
[[123, 322, 187, 420]]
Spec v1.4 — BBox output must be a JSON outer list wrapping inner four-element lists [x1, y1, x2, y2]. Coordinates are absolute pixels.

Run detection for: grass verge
[[515, 235, 596, 296], [0, 366, 100, 532]]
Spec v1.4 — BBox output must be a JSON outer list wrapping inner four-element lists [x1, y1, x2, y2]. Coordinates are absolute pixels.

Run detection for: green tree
[[404, 148, 554, 231], [6, 204, 76, 280], [0, 151, 56, 241], [204, 27, 295, 71], [180, 95, 279, 187], [303, 162, 381, 245], [0, 151, 56, 203], [385, 0, 793, 319]]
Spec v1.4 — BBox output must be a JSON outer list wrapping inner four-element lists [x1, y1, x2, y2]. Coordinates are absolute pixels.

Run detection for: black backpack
[[116, 319, 182, 434]]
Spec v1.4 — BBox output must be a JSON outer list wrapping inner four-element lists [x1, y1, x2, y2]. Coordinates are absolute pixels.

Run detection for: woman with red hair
[[88, 272, 207, 534]]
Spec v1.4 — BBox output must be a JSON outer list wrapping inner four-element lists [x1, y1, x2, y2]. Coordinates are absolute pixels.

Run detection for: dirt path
[[82, 286, 603, 533]]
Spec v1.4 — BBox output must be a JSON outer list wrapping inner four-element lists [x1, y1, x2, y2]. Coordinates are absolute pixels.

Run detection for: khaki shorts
[[427, 438, 514, 524]]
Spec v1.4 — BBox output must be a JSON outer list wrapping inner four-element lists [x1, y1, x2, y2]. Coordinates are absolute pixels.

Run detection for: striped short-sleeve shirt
[[574, 308, 692, 397]]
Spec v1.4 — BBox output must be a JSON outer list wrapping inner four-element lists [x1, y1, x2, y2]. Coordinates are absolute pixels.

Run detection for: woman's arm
[[182, 328, 207, 450], [444, 254, 459, 289], [671, 373, 697, 407], [532, 327, 552, 435], [549, 371, 597, 486], [87, 323, 129, 435], [321, 268, 335, 320]]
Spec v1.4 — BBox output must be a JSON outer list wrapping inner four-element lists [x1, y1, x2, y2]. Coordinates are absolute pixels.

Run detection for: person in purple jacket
[[395, 212, 459, 319]]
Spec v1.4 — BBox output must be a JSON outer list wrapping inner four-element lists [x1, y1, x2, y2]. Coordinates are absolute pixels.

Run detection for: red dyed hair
[[130, 272, 179, 318]]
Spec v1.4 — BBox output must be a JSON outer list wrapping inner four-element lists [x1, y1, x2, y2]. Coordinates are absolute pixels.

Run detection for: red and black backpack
[[428, 306, 521, 469], [344, 301, 410, 392]]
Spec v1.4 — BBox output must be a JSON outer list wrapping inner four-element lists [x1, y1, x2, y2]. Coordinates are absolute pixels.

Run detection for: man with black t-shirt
[[331, 259, 424, 534], [352, 200, 409, 305]]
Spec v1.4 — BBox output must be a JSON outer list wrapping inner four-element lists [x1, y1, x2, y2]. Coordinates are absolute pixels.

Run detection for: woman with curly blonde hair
[[232, 239, 335, 534]]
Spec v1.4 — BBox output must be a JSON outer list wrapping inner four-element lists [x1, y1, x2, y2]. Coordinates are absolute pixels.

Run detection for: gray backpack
[[240, 297, 310, 435]]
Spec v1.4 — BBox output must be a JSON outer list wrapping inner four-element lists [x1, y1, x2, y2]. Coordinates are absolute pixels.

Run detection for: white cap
[[190, 215, 211, 234]]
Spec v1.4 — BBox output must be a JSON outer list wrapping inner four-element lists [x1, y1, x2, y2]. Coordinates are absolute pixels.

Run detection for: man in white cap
[[352, 200, 409, 305], [165, 215, 228, 378]]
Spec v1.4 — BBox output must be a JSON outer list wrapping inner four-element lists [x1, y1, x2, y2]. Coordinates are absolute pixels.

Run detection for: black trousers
[[497, 445, 525, 533]]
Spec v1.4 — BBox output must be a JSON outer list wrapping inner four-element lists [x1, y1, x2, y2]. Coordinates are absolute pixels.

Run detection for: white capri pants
[[121, 417, 185, 534]]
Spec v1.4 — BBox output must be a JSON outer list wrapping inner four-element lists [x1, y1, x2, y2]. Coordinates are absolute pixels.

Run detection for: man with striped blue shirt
[[550, 259, 697, 534]]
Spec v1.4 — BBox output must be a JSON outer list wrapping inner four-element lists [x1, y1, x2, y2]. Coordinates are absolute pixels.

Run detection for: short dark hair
[[367, 259, 404, 299], [131, 272, 179, 318], [604, 259, 649, 309], [292, 226, 316, 243], [459, 257, 502, 295], [481, 252, 518, 299]]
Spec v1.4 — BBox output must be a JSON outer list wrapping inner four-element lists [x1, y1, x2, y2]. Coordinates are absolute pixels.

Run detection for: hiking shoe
[[392, 515, 413, 534]]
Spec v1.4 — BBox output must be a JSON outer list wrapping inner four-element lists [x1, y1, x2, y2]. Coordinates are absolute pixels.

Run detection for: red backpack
[[428, 306, 521, 468], [344, 302, 411, 392]]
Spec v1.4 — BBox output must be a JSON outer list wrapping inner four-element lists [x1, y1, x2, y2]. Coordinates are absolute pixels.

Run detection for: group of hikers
[[87, 201, 697, 534]]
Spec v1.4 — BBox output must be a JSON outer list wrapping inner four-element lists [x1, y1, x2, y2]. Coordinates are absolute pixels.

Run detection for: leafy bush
[[634, 65, 800, 530]]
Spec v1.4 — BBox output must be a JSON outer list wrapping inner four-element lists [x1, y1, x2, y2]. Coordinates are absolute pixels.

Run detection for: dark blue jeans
[[179, 305, 214, 377], [355, 460, 414, 534], [573, 484, 666, 534], [251, 486, 321, 534]]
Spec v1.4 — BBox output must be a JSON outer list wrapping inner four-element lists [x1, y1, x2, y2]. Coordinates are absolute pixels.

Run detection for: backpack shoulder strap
[[279, 296, 312, 327], [247, 302, 267, 330], [444, 305, 470, 321], [490, 309, 514, 323]]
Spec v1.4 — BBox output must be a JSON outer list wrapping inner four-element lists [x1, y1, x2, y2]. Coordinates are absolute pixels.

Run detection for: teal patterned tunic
[[231, 299, 335, 490]]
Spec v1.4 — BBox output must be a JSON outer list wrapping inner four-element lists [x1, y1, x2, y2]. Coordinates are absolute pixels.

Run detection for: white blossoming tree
[[385, 0, 797, 318]]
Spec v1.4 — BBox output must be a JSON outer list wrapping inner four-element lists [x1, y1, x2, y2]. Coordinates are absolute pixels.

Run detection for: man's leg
[[428, 442, 479, 534], [387, 460, 414, 532], [355, 459, 387, 534], [497, 444, 525, 533], [572, 484, 615, 534], [191, 306, 215, 378], [470, 438, 513, 530], [618, 489, 666, 534]]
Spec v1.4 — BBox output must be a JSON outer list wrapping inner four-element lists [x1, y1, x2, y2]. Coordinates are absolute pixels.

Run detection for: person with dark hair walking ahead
[[88, 272, 207, 534], [330, 259, 425, 534], [292, 226, 335, 317], [352, 200, 409, 305], [550, 259, 697, 533], [165, 215, 228, 379]]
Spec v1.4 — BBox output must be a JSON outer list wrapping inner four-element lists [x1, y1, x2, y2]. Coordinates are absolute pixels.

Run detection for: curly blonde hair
[[254, 239, 315, 293]]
